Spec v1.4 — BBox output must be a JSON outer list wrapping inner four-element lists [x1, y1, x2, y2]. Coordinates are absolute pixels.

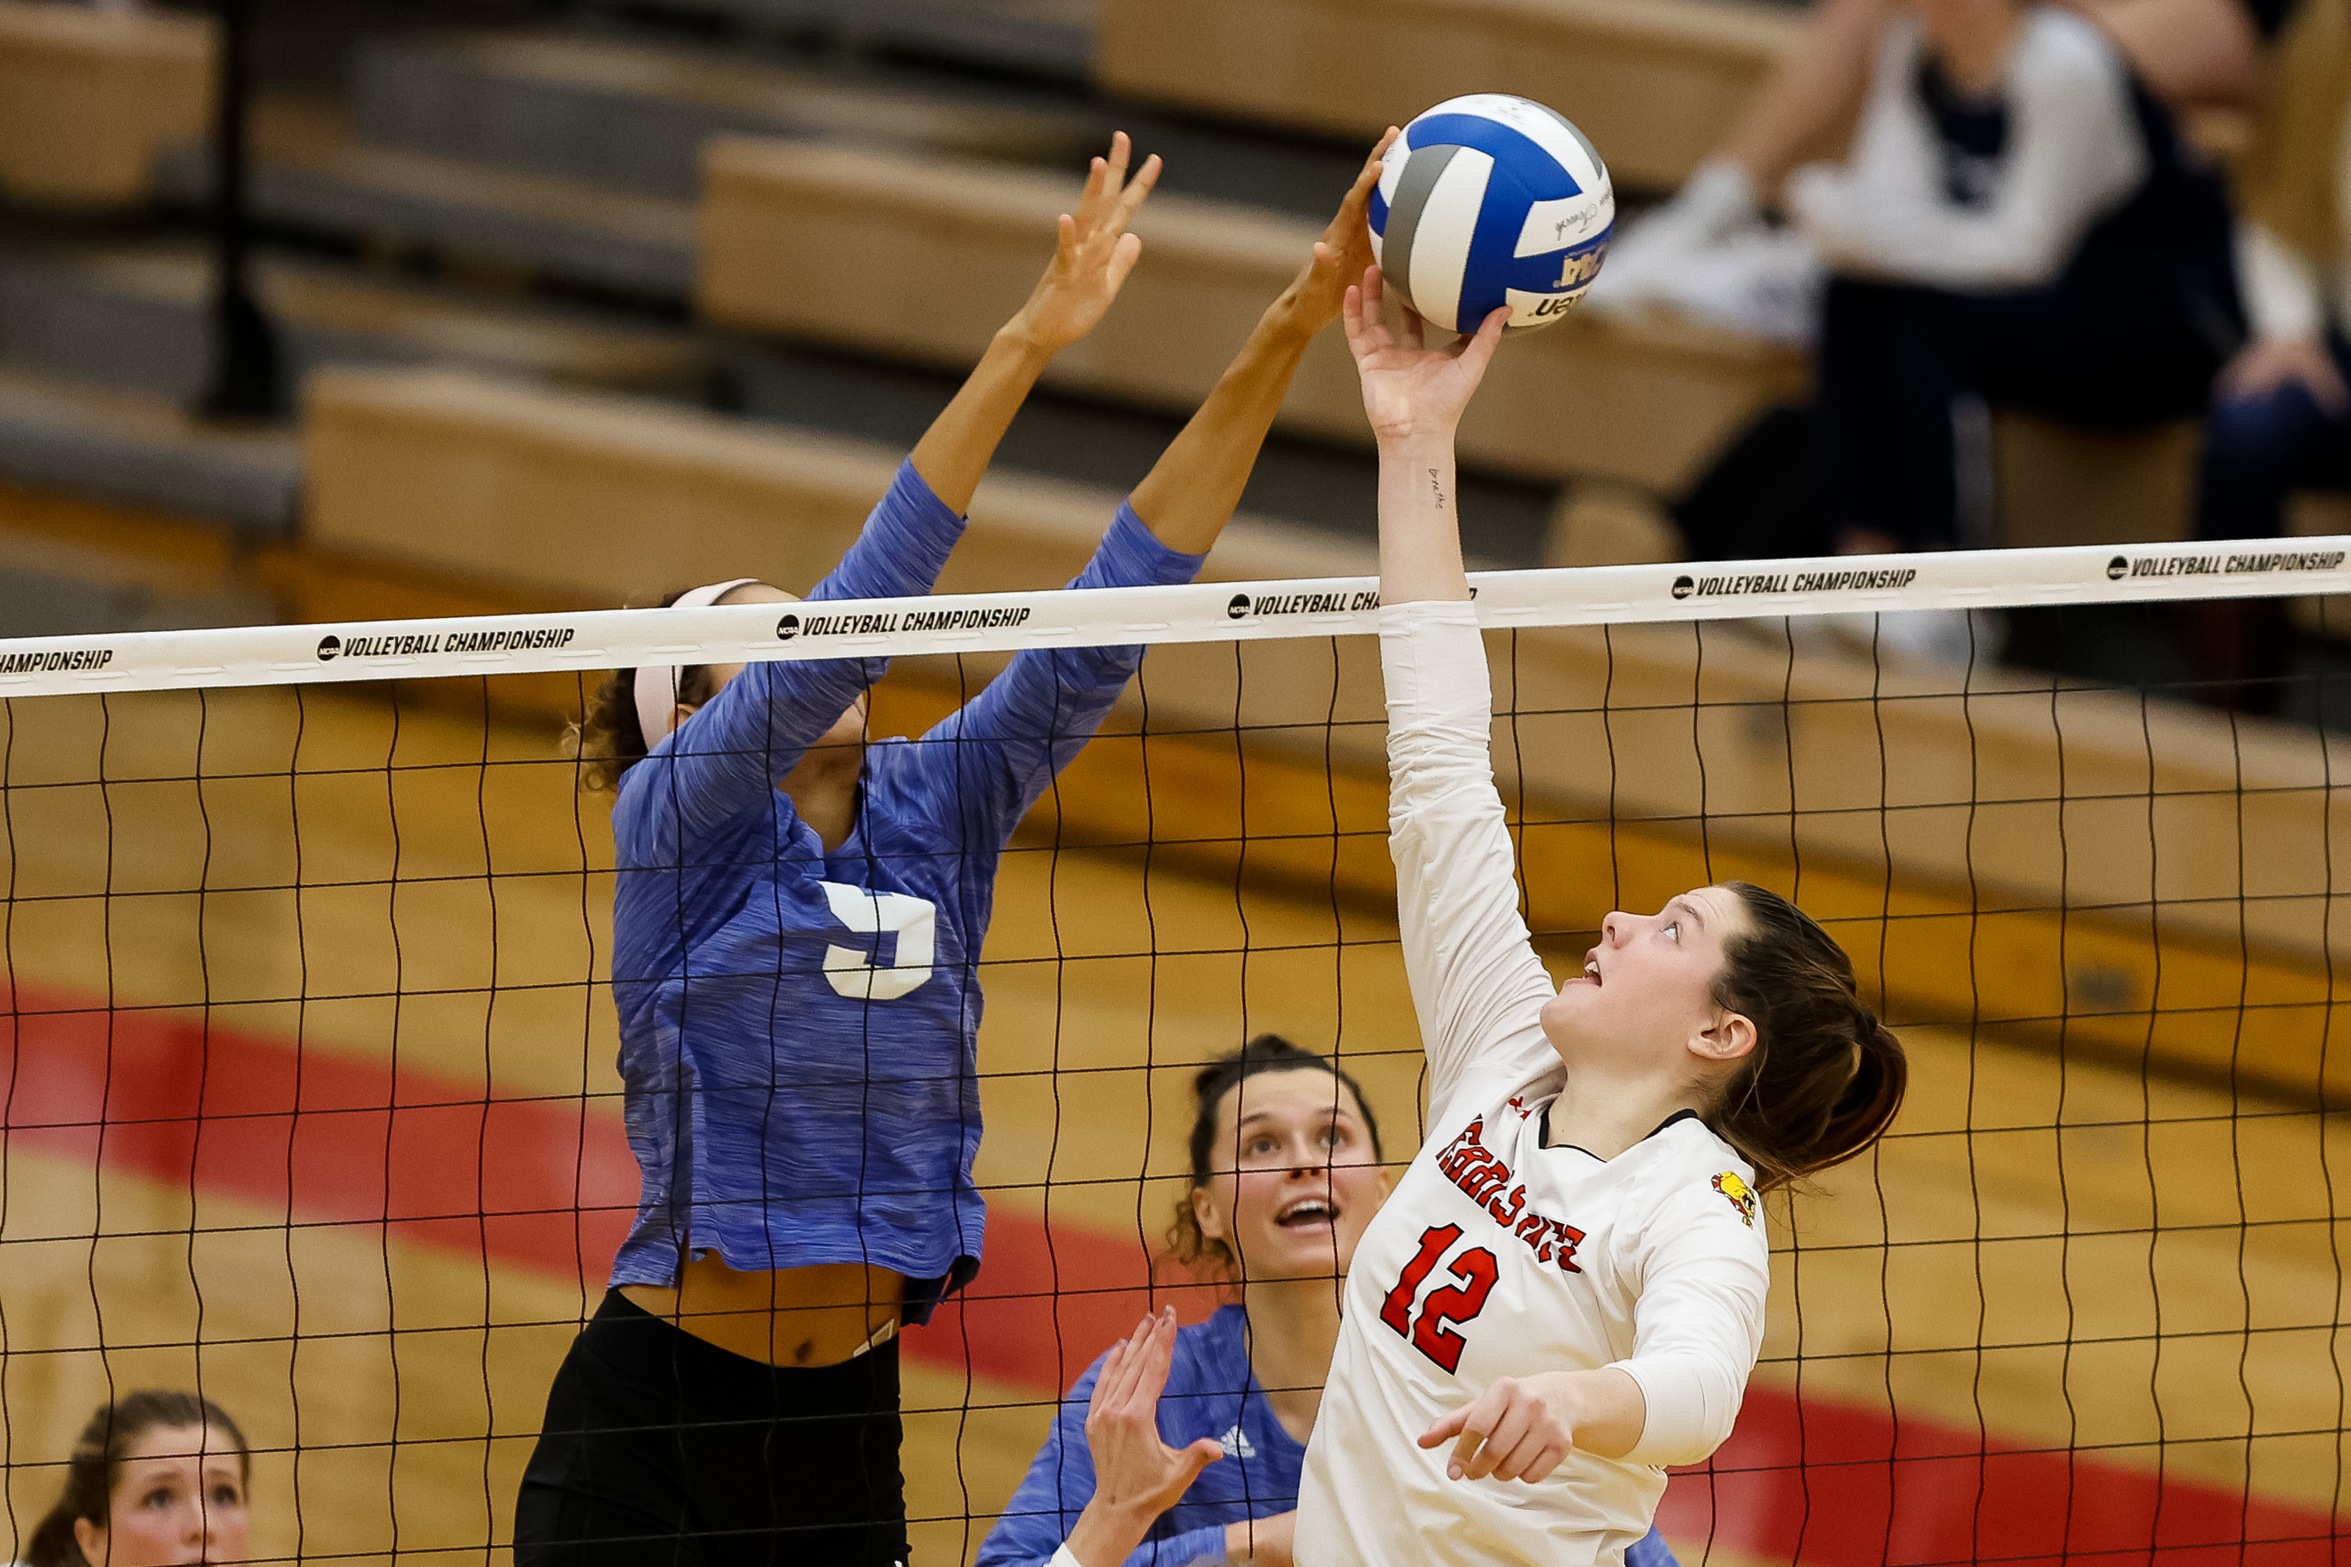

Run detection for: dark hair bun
[[1162, 1034, 1382, 1278], [1709, 883, 1909, 1192]]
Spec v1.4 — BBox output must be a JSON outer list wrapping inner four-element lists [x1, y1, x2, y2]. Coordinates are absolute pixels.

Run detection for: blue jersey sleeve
[[900, 502, 1204, 850], [975, 1351, 1230, 1567], [1628, 1528, 1682, 1567], [1144, 1524, 1229, 1566], [976, 1355, 1102, 1567], [618, 460, 965, 856]]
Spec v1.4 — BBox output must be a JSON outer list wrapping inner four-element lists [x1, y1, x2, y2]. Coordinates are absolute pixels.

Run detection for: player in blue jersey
[[979, 1037, 1391, 1567], [512, 133, 1392, 1567], [987, 1038, 1686, 1567]]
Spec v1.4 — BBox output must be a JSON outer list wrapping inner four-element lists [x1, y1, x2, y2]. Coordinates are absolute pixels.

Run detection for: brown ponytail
[[25, 1391, 250, 1567], [1708, 883, 1908, 1193]]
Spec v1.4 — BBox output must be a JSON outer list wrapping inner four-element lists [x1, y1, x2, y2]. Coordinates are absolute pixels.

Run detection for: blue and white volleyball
[[1370, 94, 1615, 334]]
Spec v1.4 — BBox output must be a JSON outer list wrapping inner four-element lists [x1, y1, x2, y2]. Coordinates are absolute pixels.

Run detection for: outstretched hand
[[1008, 131, 1162, 353], [1273, 128, 1398, 337], [1062, 1309, 1223, 1565], [1086, 1308, 1222, 1509], [1342, 266, 1507, 444]]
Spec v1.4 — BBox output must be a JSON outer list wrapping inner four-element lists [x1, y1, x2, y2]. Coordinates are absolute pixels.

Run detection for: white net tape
[[0, 536, 2341, 697]]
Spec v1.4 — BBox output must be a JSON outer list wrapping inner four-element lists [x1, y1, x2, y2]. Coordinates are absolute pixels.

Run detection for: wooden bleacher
[[698, 136, 2211, 551], [0, 0, 215, 208], [0, 363, 299, 530], [697, 137, 1805, 495], [1093, 0, 1803, 193], [160, 97, 702, 300], [1995, 415, 2201, 545], [298, 363, 2351, 1106], [586, 0, 1098, 81], [0, 244, 712, 403], [352, 28, 1099, 201], [301, 365, 1356, 606]]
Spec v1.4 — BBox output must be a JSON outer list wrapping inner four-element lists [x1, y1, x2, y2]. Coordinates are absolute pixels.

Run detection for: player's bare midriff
[[622, 1258, 906, 1368]]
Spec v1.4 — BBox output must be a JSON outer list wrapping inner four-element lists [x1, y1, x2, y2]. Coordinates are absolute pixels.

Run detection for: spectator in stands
[[22, 1391, 252, 1567], [1789, 0, 2242, 575], [2188, 0, 2350, 703], [1650, 0, 2245, 662], [1591, 0, 2266, 341]]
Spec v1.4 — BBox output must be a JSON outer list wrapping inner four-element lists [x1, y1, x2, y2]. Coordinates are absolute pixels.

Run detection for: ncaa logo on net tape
[[1226, 589, 1381, 621]]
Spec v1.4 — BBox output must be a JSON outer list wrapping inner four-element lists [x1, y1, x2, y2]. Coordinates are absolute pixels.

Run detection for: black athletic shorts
[[513, 1289, 908, 1567]]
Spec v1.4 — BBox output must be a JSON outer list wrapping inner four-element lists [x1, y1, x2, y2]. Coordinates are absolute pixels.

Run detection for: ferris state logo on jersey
[[1712, 1171, 1757, 1227], [1434, 1109, 1587, 1273]]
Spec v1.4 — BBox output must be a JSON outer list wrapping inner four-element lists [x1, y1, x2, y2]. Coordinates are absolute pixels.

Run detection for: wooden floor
[[0, 680, 2343, 1565]]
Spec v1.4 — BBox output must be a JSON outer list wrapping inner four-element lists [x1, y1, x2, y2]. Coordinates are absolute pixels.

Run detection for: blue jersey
[[607, 460, 1204, 1319], [979, 1305, 1686, 1567]]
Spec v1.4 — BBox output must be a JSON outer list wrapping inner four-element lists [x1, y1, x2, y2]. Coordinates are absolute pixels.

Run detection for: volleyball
[[1370, 93, 1616, 333]]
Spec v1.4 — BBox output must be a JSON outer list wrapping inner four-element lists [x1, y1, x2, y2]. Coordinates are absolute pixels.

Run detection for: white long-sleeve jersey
[[1786, 8, 2146, 293], [1295, 603, 1770, 1567]]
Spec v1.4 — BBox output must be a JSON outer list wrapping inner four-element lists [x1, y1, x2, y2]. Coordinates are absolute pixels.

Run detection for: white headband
[[634, 578, 759, 750]]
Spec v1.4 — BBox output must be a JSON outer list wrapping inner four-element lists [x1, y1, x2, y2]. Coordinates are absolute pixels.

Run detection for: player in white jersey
[[1294, 269, 1911, 1566]]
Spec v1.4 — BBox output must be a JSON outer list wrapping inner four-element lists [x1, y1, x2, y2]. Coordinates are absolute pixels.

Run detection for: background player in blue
[[985, 1038, 1685, 1567], [979, 1037, 1391, 1567], [513, 132, 1392, 1567]]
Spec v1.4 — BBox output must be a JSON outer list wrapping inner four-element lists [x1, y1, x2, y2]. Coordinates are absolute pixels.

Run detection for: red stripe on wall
[[3, 990, 2340, 1564], [0, 983, 1212, 1390], [0, 985, 638, 1281]]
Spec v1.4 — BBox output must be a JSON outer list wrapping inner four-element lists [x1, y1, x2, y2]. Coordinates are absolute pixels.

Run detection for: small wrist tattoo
[[1427, 468, 1447, 510]]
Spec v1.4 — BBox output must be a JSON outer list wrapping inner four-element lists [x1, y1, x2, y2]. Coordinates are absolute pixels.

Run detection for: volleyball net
[[2, 537, 2348, 1567]]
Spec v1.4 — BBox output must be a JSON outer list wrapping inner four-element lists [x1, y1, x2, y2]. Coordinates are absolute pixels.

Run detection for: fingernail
[[1448, 1464, 1463, 1480]]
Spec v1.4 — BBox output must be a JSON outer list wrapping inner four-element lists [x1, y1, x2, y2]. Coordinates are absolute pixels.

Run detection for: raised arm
[[622, 136, 1159, 847], [915, 133, 1162, 512], [896, 145, 1392, 849], [1343, 265, 1505, 606], [1343, 272, 1555, 1115]]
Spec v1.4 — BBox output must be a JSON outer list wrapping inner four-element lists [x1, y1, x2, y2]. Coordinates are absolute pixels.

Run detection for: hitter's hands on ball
[[1343, 263, 1509, 446]]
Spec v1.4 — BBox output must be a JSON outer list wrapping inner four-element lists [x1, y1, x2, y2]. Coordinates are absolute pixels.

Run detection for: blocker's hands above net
[[1272, 129, 1398, 337], [1008, 131, 1161, 354], [1342, 266, 1507, 445]]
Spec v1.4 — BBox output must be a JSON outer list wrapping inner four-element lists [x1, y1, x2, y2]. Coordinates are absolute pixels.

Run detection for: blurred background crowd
[[0, 0, 2344, 713]]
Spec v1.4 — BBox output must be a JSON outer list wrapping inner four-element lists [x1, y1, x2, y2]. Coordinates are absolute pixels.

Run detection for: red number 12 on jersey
[[1378, 1223, 1500, 1373]]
